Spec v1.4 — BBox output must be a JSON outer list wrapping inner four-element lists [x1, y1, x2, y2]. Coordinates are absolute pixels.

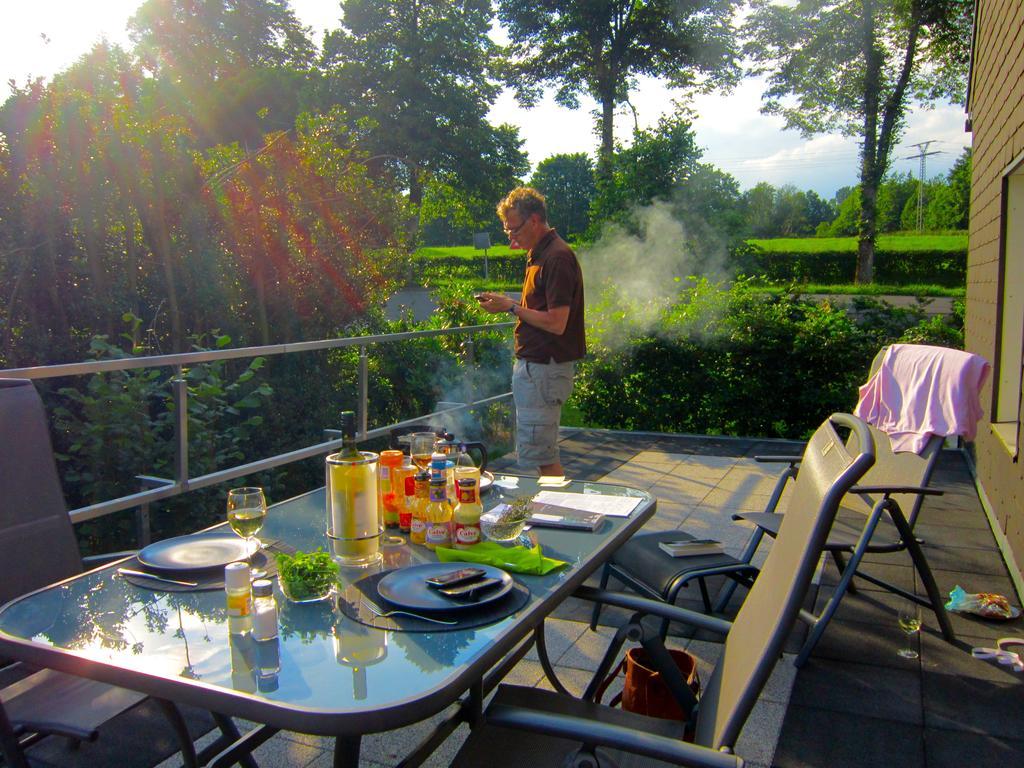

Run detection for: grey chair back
[[693, 413, 875, 749], [0, 379, 83, 605]]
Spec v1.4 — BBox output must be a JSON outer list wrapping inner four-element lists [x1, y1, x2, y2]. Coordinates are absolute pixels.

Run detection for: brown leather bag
[[595, 647, 701, 723]]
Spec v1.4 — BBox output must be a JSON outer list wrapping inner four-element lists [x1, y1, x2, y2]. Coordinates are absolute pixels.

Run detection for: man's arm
[[476, 292, 571, 335]]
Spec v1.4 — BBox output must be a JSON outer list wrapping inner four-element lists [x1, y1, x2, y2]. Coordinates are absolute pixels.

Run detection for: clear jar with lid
[[251, 579, 278, 641]]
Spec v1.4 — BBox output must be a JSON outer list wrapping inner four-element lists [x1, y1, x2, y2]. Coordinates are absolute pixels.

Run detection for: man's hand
[[476, 291, 514, 314]]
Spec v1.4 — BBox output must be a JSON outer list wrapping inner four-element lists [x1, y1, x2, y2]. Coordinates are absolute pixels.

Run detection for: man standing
[[477, 187, 585, 477]]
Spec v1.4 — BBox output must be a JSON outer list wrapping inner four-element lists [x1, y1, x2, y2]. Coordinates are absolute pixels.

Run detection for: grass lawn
[[416, 244, 523, 259], [757, 283, 965, 298], [748, 232, 967, 252]]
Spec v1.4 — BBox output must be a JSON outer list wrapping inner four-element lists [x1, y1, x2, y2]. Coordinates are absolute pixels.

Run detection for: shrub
[[574, 279, 964, 440], [729, 247, 966, 287]]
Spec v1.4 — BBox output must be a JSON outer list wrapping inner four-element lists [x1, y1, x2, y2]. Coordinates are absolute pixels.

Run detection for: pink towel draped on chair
[[854, 344, 991, 454]]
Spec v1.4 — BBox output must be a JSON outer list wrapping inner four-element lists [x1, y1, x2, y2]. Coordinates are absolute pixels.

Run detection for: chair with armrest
[[592, 346, 960, 668], [450, 413, 876, 768], [0, 378, 255, 768]]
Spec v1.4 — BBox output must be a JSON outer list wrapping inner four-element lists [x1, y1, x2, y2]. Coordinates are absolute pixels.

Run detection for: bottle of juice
[[423, 478, 453, 550], [452, 477, 482, 549], [398, 467, 415, 534], [378, 449, 404, 529], [409, 472, 430, 546]]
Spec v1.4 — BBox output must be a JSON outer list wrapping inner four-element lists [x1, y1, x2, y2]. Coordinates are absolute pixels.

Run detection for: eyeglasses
[[503, 217, 530, 237]]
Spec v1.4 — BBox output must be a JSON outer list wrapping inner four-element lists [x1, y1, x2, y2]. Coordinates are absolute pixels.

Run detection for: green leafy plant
[[275, 549, 339, 601]]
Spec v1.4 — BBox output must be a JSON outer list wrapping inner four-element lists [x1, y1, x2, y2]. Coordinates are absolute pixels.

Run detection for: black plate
[[137, 530, 251, 573], [376, 562, 513, 611]]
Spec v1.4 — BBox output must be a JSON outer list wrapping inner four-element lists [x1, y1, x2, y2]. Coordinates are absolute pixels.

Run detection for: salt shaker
[[251, 579, 278, 641]]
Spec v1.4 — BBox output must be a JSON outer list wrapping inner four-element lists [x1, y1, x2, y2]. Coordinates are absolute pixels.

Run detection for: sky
[[1, 0, 971, 199]]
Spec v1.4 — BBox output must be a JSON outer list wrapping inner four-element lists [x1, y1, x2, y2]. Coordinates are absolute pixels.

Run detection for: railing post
[[135, 475, 175, 547], [173, 366, 189, 487], [464, 335, 475, 412], [358, 346, 369, 439]]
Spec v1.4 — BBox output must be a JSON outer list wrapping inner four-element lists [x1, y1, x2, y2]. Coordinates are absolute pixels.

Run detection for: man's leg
[[512, 359, 574, 475]]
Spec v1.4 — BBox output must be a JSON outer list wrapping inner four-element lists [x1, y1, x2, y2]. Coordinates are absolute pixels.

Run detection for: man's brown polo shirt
[[514, 230, 585, 363]]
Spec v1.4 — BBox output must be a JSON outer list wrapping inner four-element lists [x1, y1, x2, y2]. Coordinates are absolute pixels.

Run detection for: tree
[[498, 0, 740, 174], [744, 0, 973, 282], [876, 173, 918, 232], [529, 153, 596, 239], [588, 115, 702, 233], [743, 182, 777, 238], [321, 0, 517, 216], [128, 0, 316, 148]]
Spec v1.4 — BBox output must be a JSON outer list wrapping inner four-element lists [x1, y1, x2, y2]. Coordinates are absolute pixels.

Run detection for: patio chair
[[450, 413, 875, 768], [0, 378, 254, 768], [592, 346, 960, 667]]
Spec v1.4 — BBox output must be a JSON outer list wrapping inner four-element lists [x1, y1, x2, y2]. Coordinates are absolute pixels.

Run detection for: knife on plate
[[117, 568, 198, 588]]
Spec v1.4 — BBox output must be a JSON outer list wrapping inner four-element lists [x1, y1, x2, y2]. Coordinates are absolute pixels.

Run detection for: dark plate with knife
[[376, 562, 513, 611]]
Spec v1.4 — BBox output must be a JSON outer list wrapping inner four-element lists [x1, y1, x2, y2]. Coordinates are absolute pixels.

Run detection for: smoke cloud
[[578, 200, 734, 351]]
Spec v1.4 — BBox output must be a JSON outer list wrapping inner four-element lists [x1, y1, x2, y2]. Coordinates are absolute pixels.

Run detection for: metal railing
[[1, 322, 515, 544]]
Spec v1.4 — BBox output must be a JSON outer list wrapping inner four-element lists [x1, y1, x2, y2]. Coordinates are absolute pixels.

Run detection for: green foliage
[[529, 153, 595, 239], [743, 0, 974, 281], [574, 279, 965, 439], [748, 233, 968, 253], [320, 0, 523, 211], [50, 320, 274, 552], [498, 0, 740, 163], [588, 116, 702, 235], [732, 247, 966, 287], [276, 549, 339, 601]]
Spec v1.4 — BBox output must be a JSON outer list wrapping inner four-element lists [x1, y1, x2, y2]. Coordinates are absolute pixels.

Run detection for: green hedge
[[573, 280, 965, 440], [730, 246, 966, 287]]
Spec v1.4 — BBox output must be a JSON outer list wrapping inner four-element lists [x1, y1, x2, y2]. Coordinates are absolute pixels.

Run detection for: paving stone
[[924, 728, 1024, 768], [789, 658, 923, 725], [922, 673, 1024, 738], [773, 706, 924, 768]]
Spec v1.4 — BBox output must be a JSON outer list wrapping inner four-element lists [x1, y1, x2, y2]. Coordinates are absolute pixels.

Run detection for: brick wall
[[966, 1, 1024, 563]]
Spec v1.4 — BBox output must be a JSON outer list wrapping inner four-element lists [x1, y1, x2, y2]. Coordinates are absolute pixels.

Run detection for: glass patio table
[[0, 475, 655, 767]]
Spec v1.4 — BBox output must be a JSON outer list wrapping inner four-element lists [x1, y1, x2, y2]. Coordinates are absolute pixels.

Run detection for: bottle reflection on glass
[[256, 635, 280, 693], [229, 632, 257, 693], [334, 621, 387, 702]]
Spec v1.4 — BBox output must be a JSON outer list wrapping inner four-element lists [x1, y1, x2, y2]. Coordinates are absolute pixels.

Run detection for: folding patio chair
[[449, 413, 875, 768], [0, 379, 255, 768], [592, 346, 962, 667]]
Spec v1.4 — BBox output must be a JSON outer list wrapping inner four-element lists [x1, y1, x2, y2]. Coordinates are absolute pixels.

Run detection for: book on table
[[658, 538, 725, 557], [527, 502, 605, 532]]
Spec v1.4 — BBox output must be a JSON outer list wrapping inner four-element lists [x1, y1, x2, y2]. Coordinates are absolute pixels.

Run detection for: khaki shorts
[[513, 358, 575, 467]]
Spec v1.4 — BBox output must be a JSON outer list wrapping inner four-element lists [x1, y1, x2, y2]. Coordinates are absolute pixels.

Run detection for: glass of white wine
[[897, 602, 922, 659], [227, 487, 267, 557]]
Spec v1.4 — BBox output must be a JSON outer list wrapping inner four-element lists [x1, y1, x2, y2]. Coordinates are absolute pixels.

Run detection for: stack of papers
[[531, 491, 642, 518]]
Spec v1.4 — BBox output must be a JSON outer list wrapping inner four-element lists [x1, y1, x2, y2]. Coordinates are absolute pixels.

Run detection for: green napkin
[[435, 542, 568, 575]]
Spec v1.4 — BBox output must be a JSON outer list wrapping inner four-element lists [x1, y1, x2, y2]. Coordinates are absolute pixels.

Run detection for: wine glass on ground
[[408, 432, 437, 471], [897, 602, 922, 659], [227, 487, 267, 558]]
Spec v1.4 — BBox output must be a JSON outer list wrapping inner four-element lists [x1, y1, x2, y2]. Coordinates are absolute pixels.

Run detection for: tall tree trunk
[[598, 93, 615, 182], [856, 0, 881, 284]]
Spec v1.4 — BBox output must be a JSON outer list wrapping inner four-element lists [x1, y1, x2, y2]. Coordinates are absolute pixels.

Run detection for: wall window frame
[[992, 149, 1024, 460]]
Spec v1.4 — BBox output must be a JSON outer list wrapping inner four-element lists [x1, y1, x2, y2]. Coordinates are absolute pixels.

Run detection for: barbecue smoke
[[578, 200, 733, 351]]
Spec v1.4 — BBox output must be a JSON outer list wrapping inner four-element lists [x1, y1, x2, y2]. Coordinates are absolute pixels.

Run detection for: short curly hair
[[497, 187, 548, 225]]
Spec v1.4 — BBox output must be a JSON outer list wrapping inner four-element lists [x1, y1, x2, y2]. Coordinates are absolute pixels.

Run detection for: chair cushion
[[1, 668, 147, 740], [609, 531, 752, 598], [452, 684, 684, 768]]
